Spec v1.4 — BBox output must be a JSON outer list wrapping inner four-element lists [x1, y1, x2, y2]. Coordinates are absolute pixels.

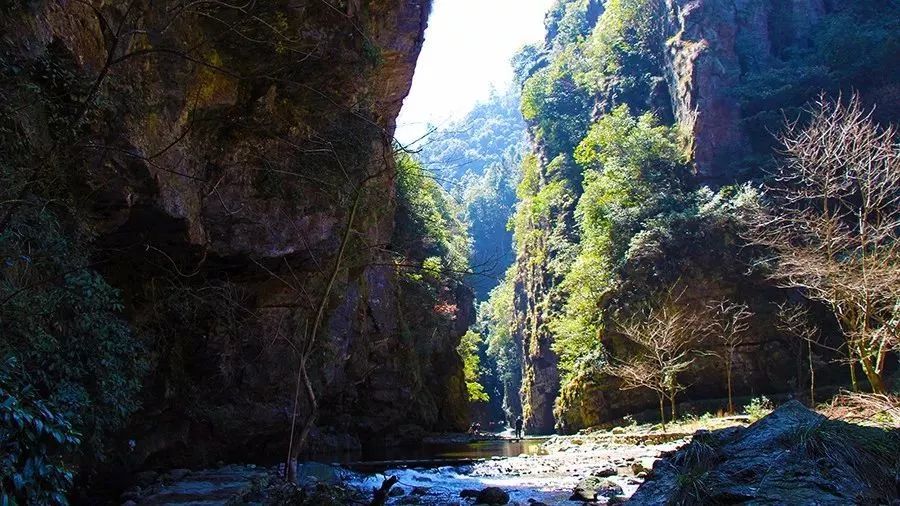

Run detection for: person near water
[[515, 416, 523, 439]]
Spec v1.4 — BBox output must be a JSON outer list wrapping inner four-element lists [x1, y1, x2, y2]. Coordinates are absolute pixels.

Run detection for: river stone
[[163, 468, 191, 483], [591, 464, 617, 477], [296, 462, 342, 485], [570, 477, 623, 501], [135, 470, 159, 487], [389, 486, 405, 496], [460, 489, 480, 498], [630, 457, 655, 475], [476, 487, 510, 505]]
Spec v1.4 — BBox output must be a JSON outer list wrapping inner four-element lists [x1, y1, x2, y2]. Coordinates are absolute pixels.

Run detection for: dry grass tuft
[[820, 391, 900, 428]]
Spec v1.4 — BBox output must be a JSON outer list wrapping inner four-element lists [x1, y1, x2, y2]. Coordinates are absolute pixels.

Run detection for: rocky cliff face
[[1, 0, 470, 471], [662, 0, 824, 180], [515, 0, 899, 432]]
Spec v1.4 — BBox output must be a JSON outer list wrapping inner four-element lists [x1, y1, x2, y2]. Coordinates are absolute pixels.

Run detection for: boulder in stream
[[476, 486, 510, 504], [570, 476, 623, 501], [590, 464, 617, 477], [629, 400, 900, 504]]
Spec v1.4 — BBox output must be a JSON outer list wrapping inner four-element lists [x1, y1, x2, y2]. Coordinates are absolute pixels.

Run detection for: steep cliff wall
[[0, 0, 470, 473], [513, 0, 899, 432]]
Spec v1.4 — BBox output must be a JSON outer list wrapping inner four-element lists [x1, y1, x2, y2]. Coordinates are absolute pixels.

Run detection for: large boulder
[[570, 476, 623, 502], [629, 401, 900, 504], [476, 486, 510, 505]]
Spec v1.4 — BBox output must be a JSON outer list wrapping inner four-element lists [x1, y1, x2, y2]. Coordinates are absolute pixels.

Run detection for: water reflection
[[308, 436, 549, 468]]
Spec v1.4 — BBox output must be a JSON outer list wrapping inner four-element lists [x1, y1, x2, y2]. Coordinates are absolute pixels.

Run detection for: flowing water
[[298, 432, 678, 505]]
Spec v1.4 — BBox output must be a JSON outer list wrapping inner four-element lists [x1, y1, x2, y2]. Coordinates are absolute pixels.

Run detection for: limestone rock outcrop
[[1, 0, 470, 471]]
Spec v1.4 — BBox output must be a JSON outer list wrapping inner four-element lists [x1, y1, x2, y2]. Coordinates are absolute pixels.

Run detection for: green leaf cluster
[[0, 208, 148, 495], [478, 268, 521, 416], [1, 359, 80, 505], [394, 151, 470, 279], [458, 331, 490, 403]]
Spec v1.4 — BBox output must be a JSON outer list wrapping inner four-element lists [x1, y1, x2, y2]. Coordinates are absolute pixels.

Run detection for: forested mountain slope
[[482, 0, 900, 433]]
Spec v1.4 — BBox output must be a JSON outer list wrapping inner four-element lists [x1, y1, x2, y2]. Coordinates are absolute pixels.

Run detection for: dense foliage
[[394, 152, 470, 279], [476, 268, 521, 419], [457, 331, 490, 404], [0, 208, 147, 499], [417, 89, 526, 301], [418, 89, 526, 184], [504, 0, 900, 431], [1, 359, 80, 505], [734, 1, 900, 165]]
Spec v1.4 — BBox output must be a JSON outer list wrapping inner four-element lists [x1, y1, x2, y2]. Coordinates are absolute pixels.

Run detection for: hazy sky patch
[[395, 0, 554, 145]]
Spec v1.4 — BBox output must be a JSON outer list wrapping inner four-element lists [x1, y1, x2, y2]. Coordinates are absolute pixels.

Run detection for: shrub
[[745, 396, 773, 422], [1, 359, 80, 505], [0, 209, 147, 461]]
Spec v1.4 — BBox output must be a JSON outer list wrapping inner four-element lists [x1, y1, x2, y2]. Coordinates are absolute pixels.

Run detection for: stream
[[297, 431, 687, 505], [131, 431, 693, 505]]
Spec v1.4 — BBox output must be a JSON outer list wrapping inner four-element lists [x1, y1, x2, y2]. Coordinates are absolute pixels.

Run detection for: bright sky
[[395, 0, 555, 145]]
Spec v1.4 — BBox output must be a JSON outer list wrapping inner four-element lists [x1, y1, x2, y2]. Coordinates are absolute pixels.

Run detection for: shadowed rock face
[[1, 0, 472, 470], [629, 401, 900, 504], [662, 0, 829, 181]]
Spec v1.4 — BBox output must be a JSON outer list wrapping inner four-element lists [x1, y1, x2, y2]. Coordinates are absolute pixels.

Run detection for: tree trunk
[[658, 394, 666, 432], [284, 190, 362, 481], [286, 364, 317, 482], [726, 362, 734, 415], [848, 347, 859, 392], [807, 339, 815, 406], [859, 353, 886, 394], [669, 391, 677, 422]]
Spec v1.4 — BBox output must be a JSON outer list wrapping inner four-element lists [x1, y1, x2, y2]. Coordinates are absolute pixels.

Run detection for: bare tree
[[606, 285, 711, 429], [708, 300, 753, 414], [745, 94, 900, 393], [777, 303, 825, 406]]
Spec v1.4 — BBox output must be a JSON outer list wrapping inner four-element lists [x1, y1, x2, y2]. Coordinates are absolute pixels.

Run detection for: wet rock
[[630, 457, 655, 475], [122, 501, 137, 506], [476, 487, 510, 505], [460, 488, 480, 498], [591, 464, 617, 477], [135, 470, 158, 487], [412, 486, 430, 495], [389, 486, 405, 496], [630, 401, 900, 504], [162, 468, 191, 483], [136, 466, 268, 505], [296, 462, 342, 485], [120, 486, 141, 502], [570, 476, 624, 502]]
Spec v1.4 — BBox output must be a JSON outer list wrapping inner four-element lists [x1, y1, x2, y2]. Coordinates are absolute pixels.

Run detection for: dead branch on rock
[[369, 475, 399, 506]]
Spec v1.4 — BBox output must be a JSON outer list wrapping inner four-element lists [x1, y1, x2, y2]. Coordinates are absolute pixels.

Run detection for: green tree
[[458, 331, 490, 403]]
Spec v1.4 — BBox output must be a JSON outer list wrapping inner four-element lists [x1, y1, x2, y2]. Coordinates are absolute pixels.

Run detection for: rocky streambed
[[126, 428, 709, 505], [343, 435, 689, 505], [119, 403, 899, 505]]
